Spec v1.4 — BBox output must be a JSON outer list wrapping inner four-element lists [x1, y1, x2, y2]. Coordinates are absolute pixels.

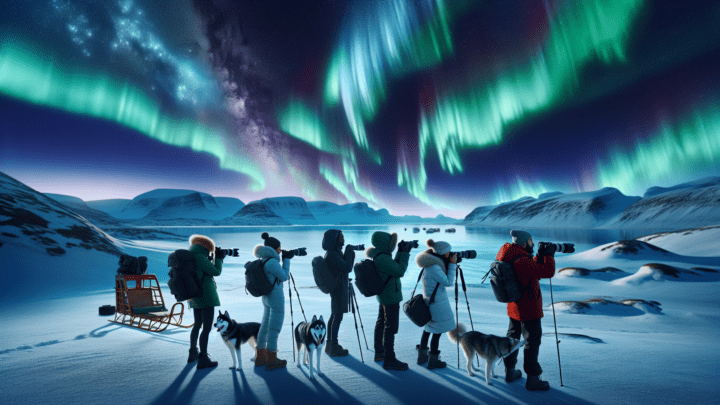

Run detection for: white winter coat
[[415, 250, 456, 334], [254, 245, 290, 309]]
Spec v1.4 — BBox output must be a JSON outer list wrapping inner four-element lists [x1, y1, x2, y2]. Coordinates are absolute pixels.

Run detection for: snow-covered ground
[[2, 227, 720, 405]]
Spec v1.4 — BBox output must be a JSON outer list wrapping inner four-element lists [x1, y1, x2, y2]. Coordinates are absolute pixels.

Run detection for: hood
[[189, 234, 215, 253], [497, 243, 530, 262], [322, 229, 342, 252], [254, 244, 280, 260], [415, 249, 447, 271], [370, 231, 397, 253]]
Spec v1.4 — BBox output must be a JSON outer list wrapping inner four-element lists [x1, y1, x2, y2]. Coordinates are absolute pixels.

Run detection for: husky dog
[[214, 310, 261, 371], [447, 322, 525, 385], [294, 315, 327, 380]]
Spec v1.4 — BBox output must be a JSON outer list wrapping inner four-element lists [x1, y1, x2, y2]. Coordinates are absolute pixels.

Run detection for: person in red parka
[[496, 230, 555, 391]]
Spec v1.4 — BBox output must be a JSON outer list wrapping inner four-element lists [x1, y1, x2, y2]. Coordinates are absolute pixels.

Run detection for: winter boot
[[197, 353, 218, 370], [187, 347, 199, 363], [265, 350, 287, 370], [254, 348, 268, 367], [526, 375, 550, 391], [382, 354, 409, 371], [325, 340, 332, 355], [427, 351, 446, 369], [374, 350, 385, 362], [328, 341, 349, 357], [505, 368, 522, 383], [416, 345, 429, 365]]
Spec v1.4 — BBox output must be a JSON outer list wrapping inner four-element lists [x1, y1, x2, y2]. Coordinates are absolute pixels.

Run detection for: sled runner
[[110, 274, 193, 332]]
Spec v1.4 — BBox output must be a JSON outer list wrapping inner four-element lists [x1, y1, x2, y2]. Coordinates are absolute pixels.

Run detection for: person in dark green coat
[[187, 234, 223, 369], [367, 231, 413, 370]]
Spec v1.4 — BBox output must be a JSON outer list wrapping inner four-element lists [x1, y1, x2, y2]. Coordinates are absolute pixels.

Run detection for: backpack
[[482, 255, 530, 303], [117, 254, 148, 275], [353, 252, 392, 297], [167, 249, 204, 302], [312, 255, 338, 294], [244, 257, 274, 297]]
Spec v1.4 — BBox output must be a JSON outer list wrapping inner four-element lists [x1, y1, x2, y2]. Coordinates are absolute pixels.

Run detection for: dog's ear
[[319, 315, 324, 323], [224, 310, 229, 317], [312, 315, 317, 323]]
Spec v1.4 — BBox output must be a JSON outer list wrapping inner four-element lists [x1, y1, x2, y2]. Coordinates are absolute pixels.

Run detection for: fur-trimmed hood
[[254, 244, 280, 261], [189, 234, 215, 254], [366, 231, 397, 258], [415, 249, 448, 272]]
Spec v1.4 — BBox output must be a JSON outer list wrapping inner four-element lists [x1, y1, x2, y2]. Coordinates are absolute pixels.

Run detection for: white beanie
[[426, 239, 451, 255]]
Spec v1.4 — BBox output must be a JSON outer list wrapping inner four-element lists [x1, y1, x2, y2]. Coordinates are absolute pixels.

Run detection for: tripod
[[455, 265, 480, 369], [348, 279, 368, 362], [288, 272, 306, 362]]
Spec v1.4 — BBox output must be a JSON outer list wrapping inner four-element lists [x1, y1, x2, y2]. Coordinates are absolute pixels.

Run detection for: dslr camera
[[537, 242, 575, 255], [288, 247, 308, 256], [451, 250, 477, 259], [215, 247, 239, 258], [347, 244, 365, 251]]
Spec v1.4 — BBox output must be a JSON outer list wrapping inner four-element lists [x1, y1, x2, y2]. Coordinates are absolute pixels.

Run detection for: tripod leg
[[350, 289, 364, 363], [289, 281, 295, 362], [459, 267, 481, 368], [455, 271, 459, 369], [291, 273, 307, 323], [550, 278, 564, 386], [350, 284, 369, 350]]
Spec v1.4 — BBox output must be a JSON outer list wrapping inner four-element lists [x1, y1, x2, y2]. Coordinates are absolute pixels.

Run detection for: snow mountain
[[225, 201, 291, 225], [307, 201, 390, 224], [247, 197, 317, 224], [45, 193, 126, 228]]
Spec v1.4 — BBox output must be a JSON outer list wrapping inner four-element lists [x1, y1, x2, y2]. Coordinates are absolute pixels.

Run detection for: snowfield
[[2, 227, 720, 405]]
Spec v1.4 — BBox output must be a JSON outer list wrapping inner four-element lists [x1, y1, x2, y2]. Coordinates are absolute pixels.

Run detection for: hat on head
[[510, 230, 532, 246], [261, 232, 281, 250], [426, 239, 451, 255]]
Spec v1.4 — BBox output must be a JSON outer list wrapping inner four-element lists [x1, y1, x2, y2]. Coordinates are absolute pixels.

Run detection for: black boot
[[382, 353, 408, 371], [505, 368, 522, 382], [197, 353, 218, 370], [427, 351, 446, 370], [526, 375, 550, 391], [187, 347, 199, 363], [416, 345, 429, 365]]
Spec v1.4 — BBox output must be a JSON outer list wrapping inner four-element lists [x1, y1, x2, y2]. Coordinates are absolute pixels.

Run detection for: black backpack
[[244, 258, 274, 297], [312, 255, 338, 294], [117, 254, 148, 275], [167, 250, 204, 302], [353, 252, 392, 297], [482, 255, 530, 303]]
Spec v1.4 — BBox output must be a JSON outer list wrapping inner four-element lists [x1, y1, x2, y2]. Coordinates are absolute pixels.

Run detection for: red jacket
[[496, 243, 555, 321]]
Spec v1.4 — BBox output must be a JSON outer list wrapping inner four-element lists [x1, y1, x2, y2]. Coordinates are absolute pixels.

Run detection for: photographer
[[322, 229, 356, 357], [254, 232, 292, 370], [496, 230, 555, 391], [415, 240, 456, 369], [369, 231, 412, 370], [187, 234, 224, 370]]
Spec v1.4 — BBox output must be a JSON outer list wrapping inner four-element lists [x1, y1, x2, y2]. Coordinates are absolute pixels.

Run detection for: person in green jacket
[[187, 234, 223, 370], [367, 231, 414, 370]]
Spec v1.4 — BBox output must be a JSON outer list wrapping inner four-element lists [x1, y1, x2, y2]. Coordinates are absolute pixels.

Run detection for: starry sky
[[1, 0, 719, 218]]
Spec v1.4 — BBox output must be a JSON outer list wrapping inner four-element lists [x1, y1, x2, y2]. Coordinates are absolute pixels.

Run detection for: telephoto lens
[[347, 244, 365, 251], [411, 240, 419, 249], [216, 248, 239, 257], [291, 247, 308, 256], [538, 242, 575, 255], [555, 243, 575, 253], [453, 250, 477, 259]]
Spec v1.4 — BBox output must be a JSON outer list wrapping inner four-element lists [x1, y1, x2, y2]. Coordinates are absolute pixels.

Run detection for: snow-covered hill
[[636, 225, 720, 257], [225, 201, 291, 225], [110, 189, 220, 219], [247, 197, 317, 224], [46, 193, 126, 228], [307, 201, 389, 224], [85, 198, 131, 217], [468, 188, 639, 228]]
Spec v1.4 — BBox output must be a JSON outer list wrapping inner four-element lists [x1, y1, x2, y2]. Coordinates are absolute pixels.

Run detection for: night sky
[[1, 0, 719, 217]]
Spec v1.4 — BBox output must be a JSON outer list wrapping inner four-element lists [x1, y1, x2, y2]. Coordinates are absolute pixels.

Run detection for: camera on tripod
[[537, 242, 575, 255], [451, 250, 477, 259], [347, 244, 365, 251], [289, 247, 308, 256]]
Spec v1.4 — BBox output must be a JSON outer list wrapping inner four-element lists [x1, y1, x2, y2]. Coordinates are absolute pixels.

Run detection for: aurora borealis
[[1, 0, 719, 217]]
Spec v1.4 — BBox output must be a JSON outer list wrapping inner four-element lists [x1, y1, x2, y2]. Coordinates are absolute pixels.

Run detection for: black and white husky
[[294, 315, 327, 380], [447, 322, 525, 385], [213, 310, 260, 371]]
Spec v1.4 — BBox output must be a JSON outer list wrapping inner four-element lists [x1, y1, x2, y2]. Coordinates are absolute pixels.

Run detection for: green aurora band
[[0, 40, 265, 190], [402, 0, 646, 205], [597, 104, 720, 194]]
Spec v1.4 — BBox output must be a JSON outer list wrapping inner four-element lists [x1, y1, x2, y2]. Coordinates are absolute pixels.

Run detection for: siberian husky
[[294, 315, 327, 380], [213, 310, 260, 371], [447, 322, 525, 385]]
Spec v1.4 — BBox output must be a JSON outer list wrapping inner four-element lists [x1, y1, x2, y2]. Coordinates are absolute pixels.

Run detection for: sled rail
[[110, 274, 193, 332]]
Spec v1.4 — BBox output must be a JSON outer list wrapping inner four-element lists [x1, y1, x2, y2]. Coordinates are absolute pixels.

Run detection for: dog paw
[[468, 372, 475, 377], [309, 375, 315, 380], [318, 372, 324, 377], [487, 381, 494, 386]]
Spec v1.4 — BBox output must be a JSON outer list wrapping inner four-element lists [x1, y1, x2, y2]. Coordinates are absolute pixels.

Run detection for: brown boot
[[254, 348, 268, 367], [265, 350, 287, 370]]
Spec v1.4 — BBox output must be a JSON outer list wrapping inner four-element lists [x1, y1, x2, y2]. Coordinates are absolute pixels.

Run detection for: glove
[[215, 247, 227, 261], [282, 249, 295, 260], [397, 241, 407, 253]]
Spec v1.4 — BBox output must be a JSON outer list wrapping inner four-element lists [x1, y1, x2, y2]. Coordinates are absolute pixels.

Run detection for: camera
[[410, 240, 419, 249], [451, 250, 477, 260], [347, 244, 365, 251], [537, 242, 575, 255], [289, 247, 308, 256], [215, 248, 239, 258]]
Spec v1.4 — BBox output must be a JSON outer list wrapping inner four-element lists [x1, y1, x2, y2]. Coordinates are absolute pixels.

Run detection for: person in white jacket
[[414, 239, 457, 369], [254, 232, 292, 370]]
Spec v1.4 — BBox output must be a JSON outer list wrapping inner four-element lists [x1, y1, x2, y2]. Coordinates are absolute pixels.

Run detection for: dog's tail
[[446, 322, 468, 344]]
